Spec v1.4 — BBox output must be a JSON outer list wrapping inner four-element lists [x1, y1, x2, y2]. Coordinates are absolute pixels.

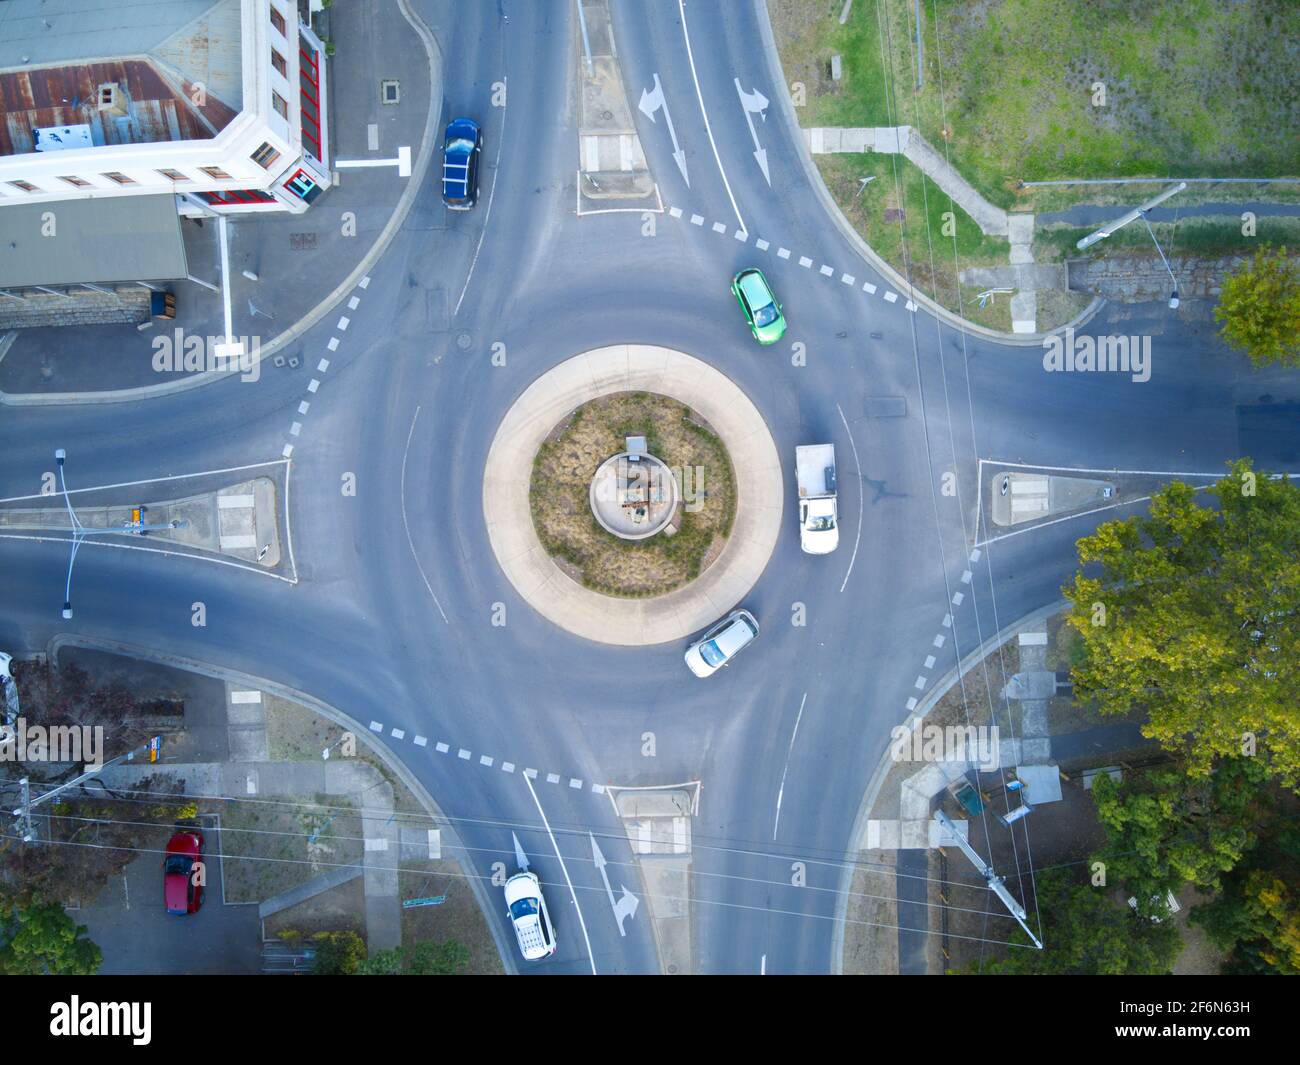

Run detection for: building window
[[58, 175, 91, 188], [102, 171, 136, 185], [272, 91, 289, 120], [200, 189, 277, 206], [200, 166, 233, 181], [270, 5, 286, 36], [271, 49, 287, 78], [157, 168, 189, 182], [251, 142, 282, 169], [7, 180, 39, 192]]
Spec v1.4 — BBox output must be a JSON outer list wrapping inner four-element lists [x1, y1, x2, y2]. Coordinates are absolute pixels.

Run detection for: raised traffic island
[[483, 346, 781, 646]]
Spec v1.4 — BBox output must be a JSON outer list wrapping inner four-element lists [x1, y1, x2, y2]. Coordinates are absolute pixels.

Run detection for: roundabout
[[482, 345, 783, 646]]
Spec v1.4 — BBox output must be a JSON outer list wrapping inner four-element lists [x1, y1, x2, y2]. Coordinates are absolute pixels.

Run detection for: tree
[[1215, 245, 1300, 367], [1090, 759, 1266, 917], [0, 890, 101, 975], [308, 930, 367, 975], [1064, 460, 1300, 787], [1192, 818, 1300, 974], [958, 869, 1180, 975], [359, 939, 470, 975]]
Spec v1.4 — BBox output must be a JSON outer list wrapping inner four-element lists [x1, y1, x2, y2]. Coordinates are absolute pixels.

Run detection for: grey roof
[[0, 195, 187, 287], [0, 0, 225, 71]]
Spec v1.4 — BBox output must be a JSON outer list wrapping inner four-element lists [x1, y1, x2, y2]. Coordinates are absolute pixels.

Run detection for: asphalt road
[[2, 0, 1299, 974]]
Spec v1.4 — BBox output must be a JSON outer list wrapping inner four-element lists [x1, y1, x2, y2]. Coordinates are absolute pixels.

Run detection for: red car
[[163, 830, 205, 915]]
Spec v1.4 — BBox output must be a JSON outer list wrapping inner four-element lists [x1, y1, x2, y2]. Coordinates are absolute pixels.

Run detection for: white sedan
[[683, 609, 760, 678], [504, 871, 557, 961]]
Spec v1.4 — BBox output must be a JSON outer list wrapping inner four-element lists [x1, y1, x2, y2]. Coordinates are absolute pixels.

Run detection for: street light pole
[[53, 450, 187, 618], [1139, 210, 1181, 309], [1075, 181, 1187, 250]]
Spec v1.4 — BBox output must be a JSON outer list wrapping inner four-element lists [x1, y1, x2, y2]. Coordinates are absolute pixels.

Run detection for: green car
[[731, 268, 787, 345]]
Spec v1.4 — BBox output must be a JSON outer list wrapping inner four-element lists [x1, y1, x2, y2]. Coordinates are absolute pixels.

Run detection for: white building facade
[[0, 0, 330, 216]]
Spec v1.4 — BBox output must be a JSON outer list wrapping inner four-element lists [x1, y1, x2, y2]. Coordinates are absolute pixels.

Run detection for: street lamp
[[53, 450, 186, 619], [1138, 210, 1180, 309], [1075, 181, 1185, 310]]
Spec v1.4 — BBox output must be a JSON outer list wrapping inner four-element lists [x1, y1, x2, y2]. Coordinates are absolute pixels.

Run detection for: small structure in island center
[[589, 435, 680, 540]]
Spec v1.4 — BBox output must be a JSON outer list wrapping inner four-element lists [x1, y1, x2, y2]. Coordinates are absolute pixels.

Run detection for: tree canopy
[[1215, 245, 1300, 367]]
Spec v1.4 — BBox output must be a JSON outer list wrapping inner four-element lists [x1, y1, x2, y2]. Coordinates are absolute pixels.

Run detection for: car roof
[[445, 117, 479, 137], [712, 614, 756, 657], [503, 871, 539, 904], [738, 270, 773, 308]]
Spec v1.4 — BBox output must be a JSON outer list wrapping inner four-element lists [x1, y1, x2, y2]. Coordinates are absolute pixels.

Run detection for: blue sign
[[402, 895, 447, 909]]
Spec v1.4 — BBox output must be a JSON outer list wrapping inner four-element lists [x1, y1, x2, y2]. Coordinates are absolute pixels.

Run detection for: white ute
[[504, 870, 557, 960], [795, 444, 839, 554]]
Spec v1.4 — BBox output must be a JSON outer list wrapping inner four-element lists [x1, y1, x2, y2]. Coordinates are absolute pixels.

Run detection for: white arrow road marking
[[590, 832, 640, 936], [512, 831, 530, 872], [734, 78, 771, 185], [638, 73, 689, 186]]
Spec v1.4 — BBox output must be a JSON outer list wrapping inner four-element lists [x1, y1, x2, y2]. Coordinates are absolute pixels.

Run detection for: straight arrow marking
[[638, 73, 690, 187], [590, 832, 639, 936], [734, 78, 772, 186]]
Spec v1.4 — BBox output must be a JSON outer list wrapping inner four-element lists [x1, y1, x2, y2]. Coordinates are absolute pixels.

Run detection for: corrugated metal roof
[[0, 0, 224, 71], [0, 194, 188, 287]]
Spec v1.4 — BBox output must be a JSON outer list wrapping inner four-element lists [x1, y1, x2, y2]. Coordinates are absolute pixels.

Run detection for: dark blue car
[[442, 117, 481, 210]]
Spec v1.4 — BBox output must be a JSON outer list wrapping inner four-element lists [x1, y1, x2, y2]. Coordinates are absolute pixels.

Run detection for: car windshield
[[164, 854, 192, 876], [510, 897, 539, 920], [699, 638, 727, 667], [808, 515, 836, 531], [446, 138, 475, 153], [753, 302, 778, 327]]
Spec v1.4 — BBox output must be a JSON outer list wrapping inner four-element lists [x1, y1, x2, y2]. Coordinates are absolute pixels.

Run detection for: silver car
[[684, 609, 760, 678]]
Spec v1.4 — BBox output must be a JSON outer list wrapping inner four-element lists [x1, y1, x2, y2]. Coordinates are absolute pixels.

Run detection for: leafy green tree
[[1091, 759, 1266, 917], [308, 930, 367, 975], [358, 939, 470, 975], [1064, 460, 1300, 787], [1192, 819, 1300, 974], [0, 891, 101, 975], [1215, 245, 1300, 367], [960, 870, 1180, 975]]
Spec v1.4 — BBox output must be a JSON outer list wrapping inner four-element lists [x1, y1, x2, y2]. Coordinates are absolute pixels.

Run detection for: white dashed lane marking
[[777, 247, 790, 258], [819, 264, 834, 276], [756, 238, 770, 250], [436, 742, 449, 753], [883, 291, 898, 303], [712, 221, 727, 233], [317, 358, 330, 372], [691, 214, 704, 225], [307, 379, 320, 393], [798, 256, 813, 268], [669, 206, 683, 218]]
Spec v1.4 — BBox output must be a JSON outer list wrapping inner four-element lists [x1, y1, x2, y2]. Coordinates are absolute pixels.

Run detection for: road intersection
[[2, 0, 1297, 975]]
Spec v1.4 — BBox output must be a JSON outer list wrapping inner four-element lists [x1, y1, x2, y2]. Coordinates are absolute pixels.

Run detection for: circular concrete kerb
[[482, 346, 783, 646]]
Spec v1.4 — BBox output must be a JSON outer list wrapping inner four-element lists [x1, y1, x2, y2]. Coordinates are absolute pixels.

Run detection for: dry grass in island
[[530, 391, 736, 597]]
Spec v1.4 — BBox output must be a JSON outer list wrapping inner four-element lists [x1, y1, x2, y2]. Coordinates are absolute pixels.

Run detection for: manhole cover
[[381, 79, 400, 105], [456, 332, 473, 351]]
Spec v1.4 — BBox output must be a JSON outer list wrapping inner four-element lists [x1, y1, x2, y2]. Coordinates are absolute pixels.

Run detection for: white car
[[504, 871, 557, 961], [683, 609, 760, 678], [0, 653, 18, 724]]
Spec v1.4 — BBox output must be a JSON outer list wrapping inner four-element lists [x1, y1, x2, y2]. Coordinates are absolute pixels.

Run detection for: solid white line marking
[[308, 379, 320, 393], [523, 772, 597, 974], [863, 281, 877, 293], [679, 0, 746, 235], [884, 291, 898, 302], [453, 96, 504, 316], [400, 406, 450, 624], [772, 691, 808, 840], [0, 457, 288, 505], [756, 238, 770, 250], [317, 358, 330, 372], [836, 403, 864, 594], [777, 247, 790, 258]]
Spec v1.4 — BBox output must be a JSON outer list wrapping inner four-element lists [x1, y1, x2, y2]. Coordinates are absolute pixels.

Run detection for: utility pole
[[1075, 181, 1187, 250], [11, 737, 161, 844], [934, 810, 1043, 949]]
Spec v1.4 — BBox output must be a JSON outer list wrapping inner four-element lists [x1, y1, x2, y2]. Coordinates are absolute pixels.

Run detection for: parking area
[[77, 816, 261, 975]]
